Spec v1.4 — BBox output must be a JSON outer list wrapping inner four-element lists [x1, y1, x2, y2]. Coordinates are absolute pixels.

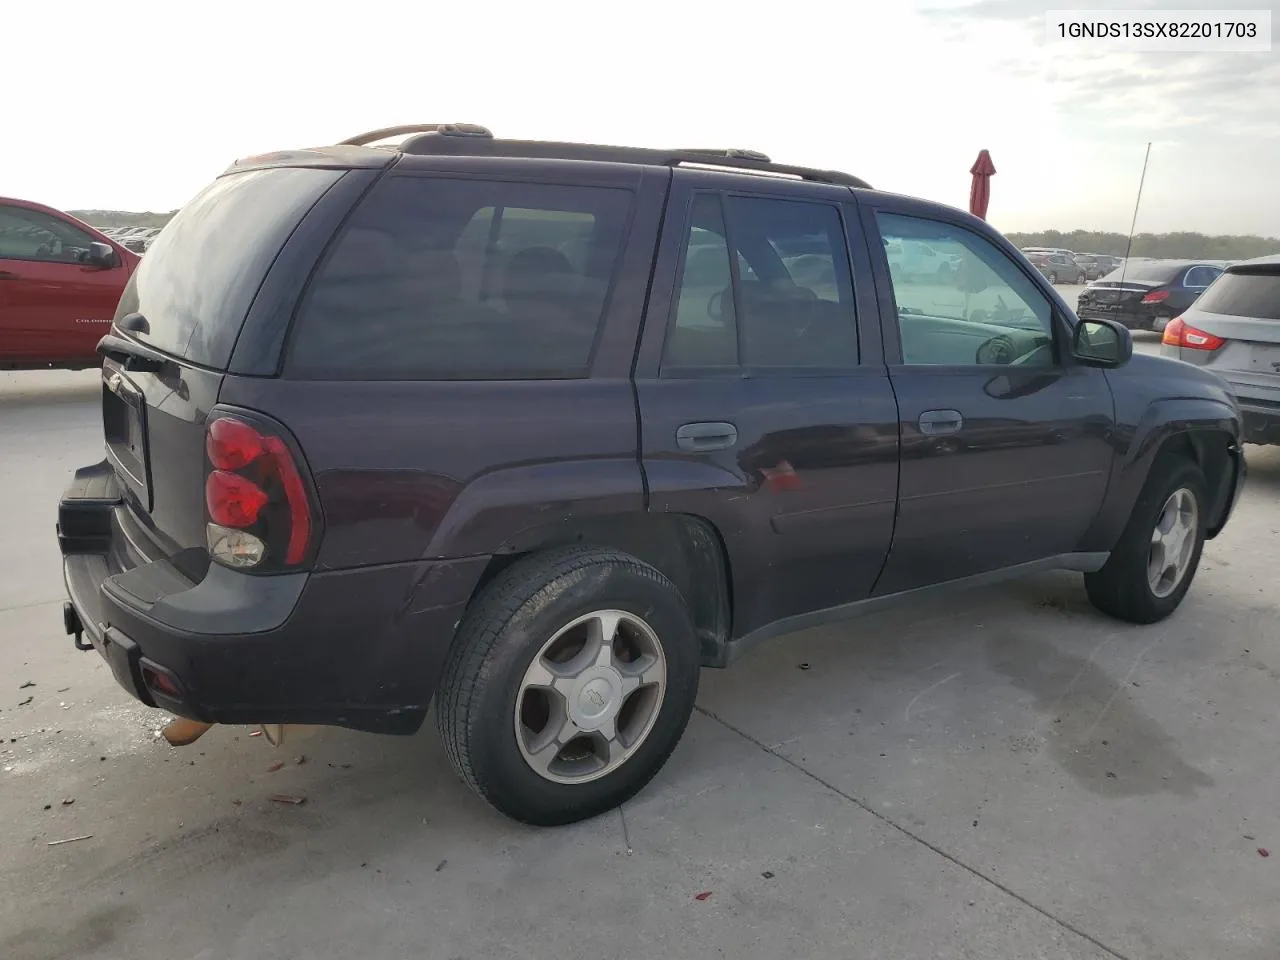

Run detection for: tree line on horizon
[[68, 209, 1280, 262], [1005, 229, 1279, 261]]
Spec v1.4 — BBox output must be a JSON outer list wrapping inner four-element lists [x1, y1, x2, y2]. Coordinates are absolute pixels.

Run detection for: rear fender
[[1081, 396, 1241, 550], [422, 458, 646, 560]]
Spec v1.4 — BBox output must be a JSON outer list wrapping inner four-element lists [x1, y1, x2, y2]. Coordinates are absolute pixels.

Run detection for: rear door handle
[[918, 409, 963, 435], [676, 421, 738, 452]]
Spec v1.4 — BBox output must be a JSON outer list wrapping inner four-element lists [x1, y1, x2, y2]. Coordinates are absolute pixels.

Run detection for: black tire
[[1048, 271, 1059, 284], [1084, 455, 1208, 624], [435, 546, 700, 826], [1077, 271, 1087, 284]]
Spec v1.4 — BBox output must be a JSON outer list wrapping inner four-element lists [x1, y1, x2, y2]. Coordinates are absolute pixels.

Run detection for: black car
[[1077, 260, 1224, 332], [57, 123, 1246, 826]]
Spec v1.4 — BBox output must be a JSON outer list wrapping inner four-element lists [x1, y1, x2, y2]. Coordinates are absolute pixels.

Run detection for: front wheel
[[1048, 271, 1059, 284], [1077, 271, 1087, 284], [1085, 455, 1208, 624], [435, 547, 700, 825]]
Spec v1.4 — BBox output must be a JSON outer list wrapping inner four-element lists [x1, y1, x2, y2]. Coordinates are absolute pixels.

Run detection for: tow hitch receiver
[[63, 602, 93, 651]]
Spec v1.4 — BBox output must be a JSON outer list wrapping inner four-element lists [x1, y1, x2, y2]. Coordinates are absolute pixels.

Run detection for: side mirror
[[83, 242, 118, 268], [1073, 318, 1132, 368]]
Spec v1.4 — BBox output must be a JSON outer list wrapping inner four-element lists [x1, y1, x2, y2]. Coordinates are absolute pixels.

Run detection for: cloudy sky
[[7, 0, 1277, 235]]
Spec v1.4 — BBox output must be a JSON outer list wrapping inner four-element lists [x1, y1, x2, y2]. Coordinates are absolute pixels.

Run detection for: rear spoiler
[[220, 146, 395, 176]]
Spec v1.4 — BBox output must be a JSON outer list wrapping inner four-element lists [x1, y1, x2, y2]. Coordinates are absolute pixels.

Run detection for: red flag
[[969, 150, 996, 220]]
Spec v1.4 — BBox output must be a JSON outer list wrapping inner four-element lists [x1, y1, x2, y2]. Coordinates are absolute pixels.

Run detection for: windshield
[[114, 167, 343, 368]]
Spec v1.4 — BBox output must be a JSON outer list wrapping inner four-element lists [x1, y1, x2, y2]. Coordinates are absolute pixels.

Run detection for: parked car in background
[[58, 124, 1245, 827], [885, 237, 959, 280], [1077, 259, 1223, 332], [1025, 250, 1085, 284], [1074, 253, 1118, 281], [1162, 254, 1280, 445], [0, 197, 140, 370]]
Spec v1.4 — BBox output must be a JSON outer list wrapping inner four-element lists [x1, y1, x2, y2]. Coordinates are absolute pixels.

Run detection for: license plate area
[[1246, 343, 1280, 374], [103, 366, 152, 511]]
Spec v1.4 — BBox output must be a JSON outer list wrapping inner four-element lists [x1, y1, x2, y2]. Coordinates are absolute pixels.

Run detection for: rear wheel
[[1048, 271, 1059, 284], [1077, 271, 1087, 284], [1085, 455, 1207, 624], [435, 547, 700, 825]]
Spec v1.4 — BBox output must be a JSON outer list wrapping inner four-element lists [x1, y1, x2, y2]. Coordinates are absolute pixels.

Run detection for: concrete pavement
[[2, 362, 1278, 960]]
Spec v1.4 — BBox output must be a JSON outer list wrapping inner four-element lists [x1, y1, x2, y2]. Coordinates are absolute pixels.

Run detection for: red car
[[0, 197, 140, 370]]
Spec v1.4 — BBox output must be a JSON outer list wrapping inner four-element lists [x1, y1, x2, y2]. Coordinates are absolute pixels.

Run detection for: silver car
[[1161, 253, 1280, 445]]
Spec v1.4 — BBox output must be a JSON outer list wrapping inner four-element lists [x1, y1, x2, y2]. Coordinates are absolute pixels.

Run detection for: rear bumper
[[58, 461, 488, 733]]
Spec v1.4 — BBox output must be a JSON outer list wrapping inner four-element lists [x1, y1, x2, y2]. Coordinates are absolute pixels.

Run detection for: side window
[[0, 205, 97, 263], [1184, 266, 1220, 288], [664, 194, 739, 368], [663, 193, 858, 371], [876, 212, 1056, 367], [287, 176, 632, 380]]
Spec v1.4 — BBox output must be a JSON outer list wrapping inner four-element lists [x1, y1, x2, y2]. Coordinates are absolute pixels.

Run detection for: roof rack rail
[[388, 132, 871, 189], [339, 123, 494, 147]]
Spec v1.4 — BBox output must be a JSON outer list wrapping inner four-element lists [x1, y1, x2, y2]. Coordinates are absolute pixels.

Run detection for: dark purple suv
[[58, 124, 1246, 825]]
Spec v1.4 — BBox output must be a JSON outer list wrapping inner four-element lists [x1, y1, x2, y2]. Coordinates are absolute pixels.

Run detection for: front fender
[[1080, 395, 1242, 551]]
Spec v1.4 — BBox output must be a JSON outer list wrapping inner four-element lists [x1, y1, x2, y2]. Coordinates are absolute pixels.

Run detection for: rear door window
[[115, 167, 343, 369], [662, 193, 857, 371], [286, 176, 632, 380], [1193, 270, 1280, 319]]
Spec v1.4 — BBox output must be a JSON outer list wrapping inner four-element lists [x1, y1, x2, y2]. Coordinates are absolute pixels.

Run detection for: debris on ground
[[60, 798, 74, 806], [19, 681, 35, 689], [797, 663, 811, 671], [761, 871, 775, 879], [293, 755, 307, 766], [18, 697, 33, 707], [161, 717, 214, 746], [42, 804, 51, 811], [47, 834, 92, 847], [1259, 848, 1271, 858], [435, 859, 448, 872], [231, 799, 242, 806], [267, 761, 285, 772], [249, 729, 263, 738], [1244, 834, 1257, 840], [269, 794, 306, 805], [694, 891, 713, 901]]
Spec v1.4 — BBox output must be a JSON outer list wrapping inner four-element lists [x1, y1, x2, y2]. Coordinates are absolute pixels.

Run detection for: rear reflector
[[1162, 317, 1227, 350]]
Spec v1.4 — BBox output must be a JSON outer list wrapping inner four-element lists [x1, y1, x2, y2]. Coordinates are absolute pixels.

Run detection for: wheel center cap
[[570, 668, 622, 729]]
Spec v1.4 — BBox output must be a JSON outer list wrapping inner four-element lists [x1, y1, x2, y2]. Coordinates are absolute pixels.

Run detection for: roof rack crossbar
[[394, 135, 871, 188]]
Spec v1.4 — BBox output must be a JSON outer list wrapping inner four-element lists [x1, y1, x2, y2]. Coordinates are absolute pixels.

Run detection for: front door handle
[[918, 409, 963, 435], [676, 421, 738, 452]]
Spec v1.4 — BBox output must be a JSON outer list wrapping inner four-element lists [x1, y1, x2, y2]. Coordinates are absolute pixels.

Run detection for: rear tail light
[[1162, 317, 1227, 351], [203, 413, 319, 571], [1141, 289, 1171, 304]]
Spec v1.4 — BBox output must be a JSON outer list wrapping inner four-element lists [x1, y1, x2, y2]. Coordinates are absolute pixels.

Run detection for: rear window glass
[[115, 167, 341, 368], [1098, 261, 1183, 283], [286, 176, 633, 380], [1193, 270, 1280, 320]]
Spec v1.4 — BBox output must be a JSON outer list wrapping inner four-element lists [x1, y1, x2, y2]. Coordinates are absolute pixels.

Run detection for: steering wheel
[[976, 334, 1016, 365]]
